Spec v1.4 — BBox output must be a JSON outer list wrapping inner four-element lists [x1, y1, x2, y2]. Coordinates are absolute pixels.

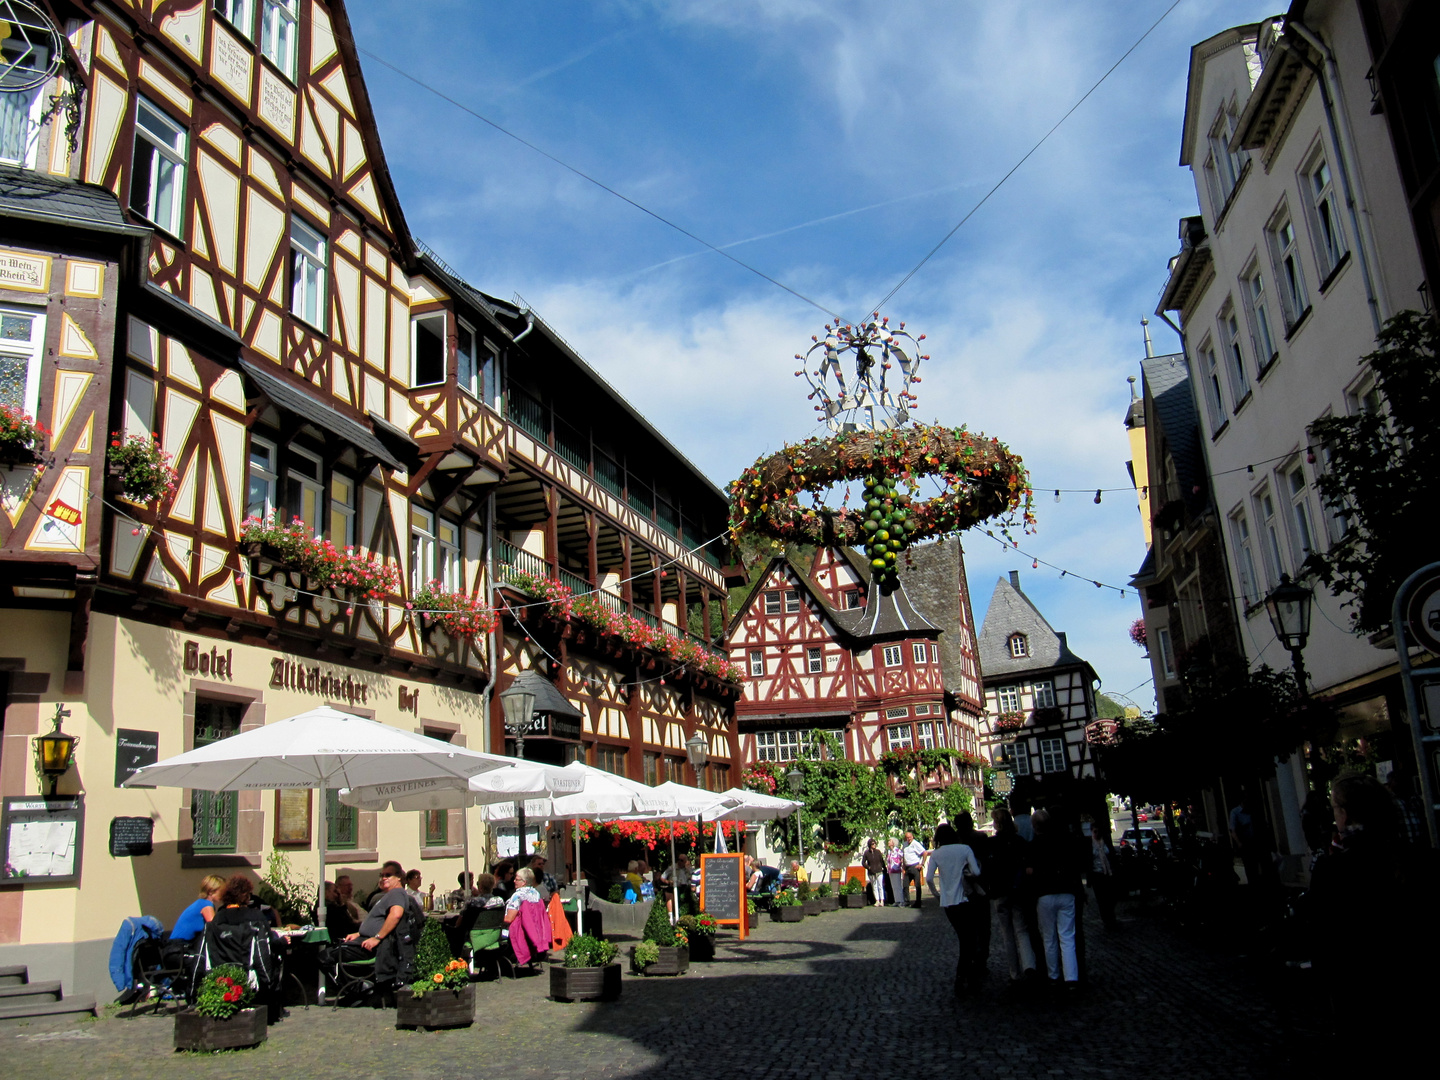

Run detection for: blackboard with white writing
[[700, 853, 744, 923], [109, 816, 154, 858], [115, 729, 159, 787]]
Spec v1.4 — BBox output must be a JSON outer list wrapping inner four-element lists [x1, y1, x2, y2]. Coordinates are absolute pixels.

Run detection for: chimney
[[1057, 632, 1068, 650], [1009, 570, 1021, 589], [1142, 317, 1154, 359]]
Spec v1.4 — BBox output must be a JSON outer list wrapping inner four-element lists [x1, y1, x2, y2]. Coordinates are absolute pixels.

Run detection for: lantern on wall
[[35, 704, 78, 796]]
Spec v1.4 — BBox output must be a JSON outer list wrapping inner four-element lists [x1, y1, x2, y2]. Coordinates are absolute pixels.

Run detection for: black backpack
[[192, 909, 277, 996]]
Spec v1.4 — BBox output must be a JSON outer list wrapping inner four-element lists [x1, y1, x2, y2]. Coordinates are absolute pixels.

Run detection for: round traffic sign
[[1403, 571, 1440, 656]]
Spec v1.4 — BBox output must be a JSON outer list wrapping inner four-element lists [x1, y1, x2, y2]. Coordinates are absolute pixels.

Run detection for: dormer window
[[1008, 633, 1028, 658]]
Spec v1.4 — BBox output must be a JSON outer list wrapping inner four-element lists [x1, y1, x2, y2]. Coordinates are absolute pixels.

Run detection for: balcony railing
[[558, 567, 590, 596], [595, 588, 626, 614], [509, 387, 547, 444], [495, 538, 549, 584]]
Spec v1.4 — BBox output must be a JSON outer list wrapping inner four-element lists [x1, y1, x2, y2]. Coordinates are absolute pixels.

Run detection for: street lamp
[[499, 679, 537, 860], [685, 730, 708, 784], [786, 766, 805, 873], [1265, 573, 1314, 697], [35, 704, 77, 797]]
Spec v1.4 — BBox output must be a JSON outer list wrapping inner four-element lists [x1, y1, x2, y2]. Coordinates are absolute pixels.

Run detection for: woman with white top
[[925, 823, 983, 997]]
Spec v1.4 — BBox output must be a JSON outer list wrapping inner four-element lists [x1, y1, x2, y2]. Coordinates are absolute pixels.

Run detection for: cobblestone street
[[8, 900, 1285, 1079]]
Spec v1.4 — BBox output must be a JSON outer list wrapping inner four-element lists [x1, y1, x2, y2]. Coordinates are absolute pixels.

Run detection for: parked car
[[1118, 827, 1168, 851]]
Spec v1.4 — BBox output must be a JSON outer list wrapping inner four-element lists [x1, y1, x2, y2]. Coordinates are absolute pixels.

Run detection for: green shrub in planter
[[796, 881, 811, 902], [641, 895, 676, 946], [564, 934, 619, 969], [772, 887, 800, 907], [634, 941, 660, 968], [815, 883, 832, 897], [839, 878, 864, 896]]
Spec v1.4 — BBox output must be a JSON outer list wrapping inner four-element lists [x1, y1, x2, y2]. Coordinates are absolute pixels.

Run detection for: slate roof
[[241, 360, 407, 470], [898, 539, 971, 695], [0, 165, 148, 236], [1142, 352, 1207, 510], [977, 571, 1092, 678], [830, 581, 939, 641]]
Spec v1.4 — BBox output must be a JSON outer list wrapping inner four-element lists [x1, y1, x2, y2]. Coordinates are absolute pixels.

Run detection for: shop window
[[191, 698, 243, 852]]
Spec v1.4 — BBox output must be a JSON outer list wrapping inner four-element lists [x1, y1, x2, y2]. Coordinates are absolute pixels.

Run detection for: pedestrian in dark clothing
[[987, 808, 1037, 983], [953, 812, 992, 988], [925, 823, 981, 996], [1026, 810, 1085, 988], [1087, 824, 1118, 929], [861, 838, 888, 907]]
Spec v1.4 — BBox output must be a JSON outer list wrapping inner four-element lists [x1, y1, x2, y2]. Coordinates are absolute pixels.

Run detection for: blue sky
[[349, 0, 1281, 711]]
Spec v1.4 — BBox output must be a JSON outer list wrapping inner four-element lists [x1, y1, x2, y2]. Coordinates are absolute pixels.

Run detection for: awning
[[240, 360, 407, 470]]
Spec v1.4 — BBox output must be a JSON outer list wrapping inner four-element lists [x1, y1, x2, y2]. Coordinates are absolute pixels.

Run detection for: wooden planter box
[[687, 934, 716, 962], [815, 896, 840, 912], [771, 905, 804, 922], [173, 1007, 267, 1051], [802, 899, 823, 916], [841, 892, 867, 908], [629, 945, 689, 976], [395, 983, 475, 1030], [550, 963, 622, 1002]]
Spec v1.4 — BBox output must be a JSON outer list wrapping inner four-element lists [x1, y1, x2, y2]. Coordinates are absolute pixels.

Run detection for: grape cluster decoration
[[860, 474, 908, 591]]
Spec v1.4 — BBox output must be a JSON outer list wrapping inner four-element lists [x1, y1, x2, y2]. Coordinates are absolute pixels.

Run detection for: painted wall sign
[[399, 686, 420, 714], [0, 248, 51, 292], [270, 656, 370, 704], [114, 728, 160, 787], [109, 816, 154, 857], [183, 640, 233, 678]]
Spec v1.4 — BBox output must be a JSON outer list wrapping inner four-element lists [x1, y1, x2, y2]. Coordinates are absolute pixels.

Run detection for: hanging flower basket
[[105, 432, 177, 504], [410, 581, 498, 640], [0, 404, 46, 466], [239, 514, 400, 600]]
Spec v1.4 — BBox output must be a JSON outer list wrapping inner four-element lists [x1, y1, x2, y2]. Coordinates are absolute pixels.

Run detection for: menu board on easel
[[700, 853, 746, 940], [1, 796, 84, 884]]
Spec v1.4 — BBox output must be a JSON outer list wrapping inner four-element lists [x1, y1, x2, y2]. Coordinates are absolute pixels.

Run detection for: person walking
[[953, 812, 993, 988], [885, 837, 904, 907], [987, 808, 1037, 984], [901, 830, 928, 908], [862, 838, 888, 907], [925, 823, 982, 997], [1026, 810, 1084, 990], [1087, 823, 1118, 930]]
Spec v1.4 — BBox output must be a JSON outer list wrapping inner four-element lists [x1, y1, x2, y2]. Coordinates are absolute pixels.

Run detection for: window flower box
[[628, 944, 688, 976], [550, 962, 622, 1002], [395, 982, 475, 1029]]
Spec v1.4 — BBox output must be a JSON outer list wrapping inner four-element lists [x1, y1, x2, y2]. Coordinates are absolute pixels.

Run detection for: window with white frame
[[885, 706, 909, 719], [845, 589, 862, 608], [1243, 262, 1276, 363], [882, 645, 902, 667], [260, 0, 298, 79], [763, 591, 781, 616], [0, 308, 45, 417], [917, 721, 936, 749], [930, 643, 938, 663], [246, 436, 277, 518], [785, 590, 801, 614], [284, 446, 323, 536], [0, 8, 51, 166], [213, 0, 254, 38], [410, 312, 445, 387], [130, 97, 187, 236], [1306, 154, 1346, 278], [1206, 106, 1246, 206], [755, 729, 801, 762], [914, 704, 931, 716], [1011, 740, 1031, 776], [1039, 737, 1067, 774], [289, 218, 327, 330], [1219, 303, 1251, 402], [886, 725, 913, 751], [456, 320, 477, 397], [1156, 626, 1177, 679], [1269, 211, 1309, 327], [1255, 485, 1286, 586], [329, 473, 355, 548], [1200, 340, 1226, 432], [1285, 463, 1317, 562], [748, 649, 764, 677], [806, 646, 823, 673], [122, 369, 156, 439], [912, 642, 927, 664], [480, 343, 500, 409], [1007, 633, 1028, 658], [1346, 373, 1381, 416], [997, 684, 1021, 713], [1032, 680, 1055, 709], [1230, 507, 1260, 605], [1312, 435, 1348, 543], [438, 519, 461, 592], [409, 507, 435, 592]]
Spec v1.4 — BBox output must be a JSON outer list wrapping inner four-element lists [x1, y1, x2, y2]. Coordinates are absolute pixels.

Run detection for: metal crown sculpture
[[798, 315, 925, 432]]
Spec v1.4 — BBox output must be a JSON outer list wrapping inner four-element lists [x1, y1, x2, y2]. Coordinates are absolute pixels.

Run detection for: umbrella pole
[[670, 828, 679, 925], [574, 819, 584, 936], [317, 784, 328, 1006], [461, 803, 471, 902]]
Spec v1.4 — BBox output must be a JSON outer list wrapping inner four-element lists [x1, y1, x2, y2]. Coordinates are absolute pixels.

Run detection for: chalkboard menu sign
[[115, 729, 160, 787], [700, 853, 746, 938], [109, 816, 154, 857]]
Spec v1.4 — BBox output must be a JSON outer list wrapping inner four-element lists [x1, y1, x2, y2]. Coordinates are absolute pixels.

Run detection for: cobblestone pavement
[[9, 900, 1285, 1079]]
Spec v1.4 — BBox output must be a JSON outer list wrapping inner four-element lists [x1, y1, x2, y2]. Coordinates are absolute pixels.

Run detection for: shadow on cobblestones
[[10, 901, 1285, 1080]]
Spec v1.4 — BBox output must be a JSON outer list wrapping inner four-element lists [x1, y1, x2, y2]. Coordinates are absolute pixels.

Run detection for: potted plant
[[551, 933, 621, 1002], [0, 403, 46, 466], [396, 918, 474, 1029], [770, 887, 804, 922], [814, 882, 840, 912], [838, 877, 867, 908], [677, 912, 718, 962], [628, 896, 689, 976], [798, 881, 821, 917], [106, 432, 177, 504], [411, 579, 499, 641], [173, 964, 266, 1051]]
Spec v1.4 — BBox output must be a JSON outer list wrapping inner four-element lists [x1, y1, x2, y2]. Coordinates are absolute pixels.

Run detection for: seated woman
[[205, 875, 283, 1021], [501, 868, 549, 966], [324, 880, 359, 940], [444, 872, 504, 955], [624, 860, 644, 900], [163, 874, 225, 964]]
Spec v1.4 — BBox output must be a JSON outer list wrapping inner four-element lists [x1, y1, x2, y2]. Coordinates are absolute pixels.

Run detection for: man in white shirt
[[901, 831, 928, 908], [925, 824, 982, 996]]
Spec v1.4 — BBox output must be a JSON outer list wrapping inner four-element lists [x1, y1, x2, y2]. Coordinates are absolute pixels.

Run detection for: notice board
[[1, 796, 84, 883], [700, 853, 747, 939], [109, 816, 154, 857]]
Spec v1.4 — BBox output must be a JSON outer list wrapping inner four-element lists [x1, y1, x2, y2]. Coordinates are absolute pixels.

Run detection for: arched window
[[1007, 633, 1028, 659]]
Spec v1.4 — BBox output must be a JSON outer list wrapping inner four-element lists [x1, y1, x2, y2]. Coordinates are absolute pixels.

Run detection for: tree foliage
[[1307, 310, 1440, 633]]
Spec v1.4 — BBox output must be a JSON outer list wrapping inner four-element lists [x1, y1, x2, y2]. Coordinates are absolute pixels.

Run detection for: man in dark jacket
[[1025, 810, 1085, 988]]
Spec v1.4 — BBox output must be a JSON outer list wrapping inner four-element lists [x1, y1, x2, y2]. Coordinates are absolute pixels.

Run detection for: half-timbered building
[[977, 571, 1101, 797], [728, 539, 987, 810], [0, 0, 734, 1005]]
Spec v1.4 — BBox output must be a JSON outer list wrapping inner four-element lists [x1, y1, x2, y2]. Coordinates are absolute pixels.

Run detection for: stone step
[[0, 980, 62, 1006], [0, 965, 27, 987], [0, 993, 97, 1023]]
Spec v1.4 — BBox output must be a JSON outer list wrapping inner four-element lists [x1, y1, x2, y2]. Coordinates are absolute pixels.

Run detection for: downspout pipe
[[511, 307, 536, 343], [1278, 23, 1384, 334]]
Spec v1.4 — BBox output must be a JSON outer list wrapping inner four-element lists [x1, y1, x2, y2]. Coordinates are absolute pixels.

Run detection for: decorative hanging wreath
[[727, 422, 1034, 591]]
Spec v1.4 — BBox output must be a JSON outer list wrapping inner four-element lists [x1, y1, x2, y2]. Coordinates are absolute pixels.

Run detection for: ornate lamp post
[[35, 704, 77, 797], [1265, 574, 1314, 698], [684, 730, 708, 784], [499, 680, 537, 861], [786, 765, 805, 873]]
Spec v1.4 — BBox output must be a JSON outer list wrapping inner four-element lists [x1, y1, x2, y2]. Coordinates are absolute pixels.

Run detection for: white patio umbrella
[[124, 705, 514, 915], [619, 781, 740, 924], [703, 786, 800, 822]]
